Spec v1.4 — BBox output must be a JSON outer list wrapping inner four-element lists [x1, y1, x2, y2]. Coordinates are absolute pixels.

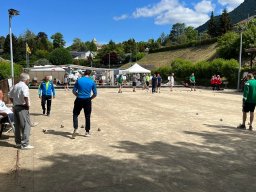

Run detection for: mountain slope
[[197, 0, 256, 32]]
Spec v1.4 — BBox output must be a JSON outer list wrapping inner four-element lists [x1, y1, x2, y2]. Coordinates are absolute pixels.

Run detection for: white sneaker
[[21, 145, 34, 150], [72, 129, 79, 139], [85, 132, 91, 137]]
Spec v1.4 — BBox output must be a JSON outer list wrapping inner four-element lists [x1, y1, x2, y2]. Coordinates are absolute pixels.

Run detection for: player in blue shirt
[[72, 70, 97, 138]]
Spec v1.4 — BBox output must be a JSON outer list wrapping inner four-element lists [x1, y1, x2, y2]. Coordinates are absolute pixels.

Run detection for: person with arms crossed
[[72, 70, 97, 138]]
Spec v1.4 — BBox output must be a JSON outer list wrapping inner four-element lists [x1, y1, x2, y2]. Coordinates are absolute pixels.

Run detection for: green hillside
[[197, 0, 256, 32], [122, 43, 217, 69]]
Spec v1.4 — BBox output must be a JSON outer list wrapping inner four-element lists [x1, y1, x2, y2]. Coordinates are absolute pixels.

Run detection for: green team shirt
[[146, 75, 150, 82], [118, 76, 123, 84], [190, 75, 195, 83], [243, 79, 256, 103]]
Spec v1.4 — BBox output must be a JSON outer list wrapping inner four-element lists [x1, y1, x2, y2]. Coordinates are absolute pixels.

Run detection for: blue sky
[[0, 0, 244, 45]]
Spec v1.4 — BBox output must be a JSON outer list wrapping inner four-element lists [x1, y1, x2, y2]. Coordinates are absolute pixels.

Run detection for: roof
[[124, 63, 151, 74]]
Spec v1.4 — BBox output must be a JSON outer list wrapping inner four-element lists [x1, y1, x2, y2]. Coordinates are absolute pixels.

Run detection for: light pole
[[237, 31, 243, 91], [108, 53, 110, 69], [8, 9, 20, 86]]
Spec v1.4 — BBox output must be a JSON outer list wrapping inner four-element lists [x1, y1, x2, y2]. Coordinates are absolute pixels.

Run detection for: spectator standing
[[72, 70, 97, 138], [151, 74, 157, 93], [64, 74, 69, 91], [157, 73, 162, 93], [38, 76, 56, 116], [216, 75, 222, 90], [9, 73, 34, 149], [145, 74, 150, 91], [132, 74, 137, 92], [169, 73, 175, 92]]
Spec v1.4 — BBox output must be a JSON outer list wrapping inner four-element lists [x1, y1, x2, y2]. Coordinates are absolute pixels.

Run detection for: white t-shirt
[[9, 81, 30, 106], [0, 100, 12, 114], [170, 76, 174, 86]]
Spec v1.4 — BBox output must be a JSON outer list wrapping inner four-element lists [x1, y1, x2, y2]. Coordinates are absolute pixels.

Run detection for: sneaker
[[21, 145, 34, 150], [85, 132, 91, 137], [15, 144, 21, 148], [249, 126, 253, 131], [71, 129, 79, 139], [237, 124, 246, 129]]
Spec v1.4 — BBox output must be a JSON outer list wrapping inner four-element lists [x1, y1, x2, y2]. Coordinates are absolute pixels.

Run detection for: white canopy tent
[[123, 63, 151, 74]]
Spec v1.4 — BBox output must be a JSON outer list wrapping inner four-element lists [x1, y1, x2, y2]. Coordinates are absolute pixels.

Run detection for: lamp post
[[8, 9, 20, 86], [108, 53, 110, 69], [237, 31, 243, 91]]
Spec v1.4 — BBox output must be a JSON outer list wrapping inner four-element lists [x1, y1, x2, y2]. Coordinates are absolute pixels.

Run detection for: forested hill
[[197, 0, 256, 32]]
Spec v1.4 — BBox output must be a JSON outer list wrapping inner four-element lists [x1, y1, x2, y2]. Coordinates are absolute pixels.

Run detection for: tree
[[219, 9, 232, 35], [159, 32, 168, 46], [169, 23, 186, 44], [0, 36, 5, 50], [184, 26, 198, 42], [217, 31, 240, 59], [51, 32, 65, 49], [0, 60, 22, 79], [21, 30, 37, 54], [208, 11, 218, 37], [37, 32, 50, 51], [49, 48, 72, 65]]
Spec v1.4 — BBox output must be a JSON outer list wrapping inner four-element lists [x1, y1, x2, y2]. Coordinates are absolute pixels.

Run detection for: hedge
[[153, 58, 239, 88], [0, 61, 23, 80]]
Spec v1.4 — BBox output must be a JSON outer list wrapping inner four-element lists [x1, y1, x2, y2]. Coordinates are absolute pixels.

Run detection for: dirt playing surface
[[0, 88, 256, 192]]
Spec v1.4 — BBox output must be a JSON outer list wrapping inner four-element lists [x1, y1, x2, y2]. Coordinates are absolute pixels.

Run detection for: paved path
[[0, 88, 256, 192]]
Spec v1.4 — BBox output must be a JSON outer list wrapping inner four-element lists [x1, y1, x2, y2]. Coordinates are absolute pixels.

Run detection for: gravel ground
[[0, 87, 256, 192]]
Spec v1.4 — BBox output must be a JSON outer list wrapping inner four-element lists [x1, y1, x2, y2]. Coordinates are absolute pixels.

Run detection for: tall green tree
[[36, 32, 49, 51], [184, 26, 198, 42], [219, 9, 232, 35], [169, 23, 186, 44], [51, 32, 65, 49], [208, 11, 218, 37], [0, 36, 6, 50], [3, 34, 18, 60], [21, 30, 37, 54]]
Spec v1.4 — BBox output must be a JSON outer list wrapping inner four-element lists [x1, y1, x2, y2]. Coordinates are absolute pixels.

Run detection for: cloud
[[113, 0, 215, 27], [218, 0, 244, 11], [113, 14, 129, 21], [195, 0, 215, 14], [133, 0, 214, 27]]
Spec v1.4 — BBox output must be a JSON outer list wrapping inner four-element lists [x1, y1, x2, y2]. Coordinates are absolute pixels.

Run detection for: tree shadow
[[42, 130, 74, 139], [1, 127, 256, 192]]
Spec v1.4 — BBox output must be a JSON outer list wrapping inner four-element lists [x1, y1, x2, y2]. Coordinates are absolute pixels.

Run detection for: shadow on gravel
[[1, 127, 256, 192], [29, 113, 44, 116]]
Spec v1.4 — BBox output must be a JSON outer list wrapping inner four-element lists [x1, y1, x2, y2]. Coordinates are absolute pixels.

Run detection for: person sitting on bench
[[0, 89, 14, 132]]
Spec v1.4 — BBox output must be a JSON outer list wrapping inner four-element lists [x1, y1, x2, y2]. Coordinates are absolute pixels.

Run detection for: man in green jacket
[[237, 73, 256, 131]]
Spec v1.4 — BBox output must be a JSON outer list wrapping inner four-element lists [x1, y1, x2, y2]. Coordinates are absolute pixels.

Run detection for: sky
[[0, 0, 244, 45]]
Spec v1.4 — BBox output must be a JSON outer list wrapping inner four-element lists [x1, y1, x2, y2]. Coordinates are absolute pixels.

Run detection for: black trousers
[[73, 98, 92, 132], [41, 95, 52, 114]]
